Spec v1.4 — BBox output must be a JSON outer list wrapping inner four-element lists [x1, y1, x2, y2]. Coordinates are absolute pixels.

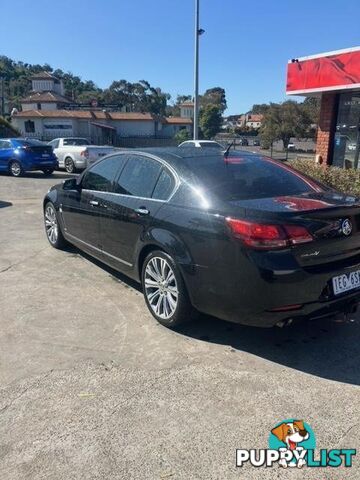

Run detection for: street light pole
[[193, 0, 200, 140]]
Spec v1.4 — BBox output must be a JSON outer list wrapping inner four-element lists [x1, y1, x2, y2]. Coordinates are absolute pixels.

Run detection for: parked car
[[43, 148, 360, 329], [287, 143, 296, 151], [179, 140, 224, 149], [238, 138, 249, 146], [0, 138, 57, 177], [48, 137, 117, 173], [253, 139, 260, 146]]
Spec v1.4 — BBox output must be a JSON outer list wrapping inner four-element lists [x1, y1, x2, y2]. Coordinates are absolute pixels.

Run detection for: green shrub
[[288, 159, 360, 196], [174, 128, 191, 144]]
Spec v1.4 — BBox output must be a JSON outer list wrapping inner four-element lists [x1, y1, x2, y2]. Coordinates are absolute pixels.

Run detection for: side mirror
[[62, 178, 80, 191]]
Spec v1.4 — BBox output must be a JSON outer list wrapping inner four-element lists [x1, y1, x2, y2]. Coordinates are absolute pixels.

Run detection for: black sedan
[[43, 148, 360, 328]]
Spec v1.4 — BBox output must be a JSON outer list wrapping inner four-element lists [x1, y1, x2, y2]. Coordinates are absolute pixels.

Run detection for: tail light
[[80, 149, 89, 158], [226, 218, 313, 249]]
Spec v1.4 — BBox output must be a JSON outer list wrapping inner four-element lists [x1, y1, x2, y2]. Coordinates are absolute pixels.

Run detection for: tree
[[260, 101, 312, 149], [251, 103, 270, 115], [302, 97, 320, 124], [200, 87, 227, 113], [174, 128, 191, 144], [199, 105, 222, 139]]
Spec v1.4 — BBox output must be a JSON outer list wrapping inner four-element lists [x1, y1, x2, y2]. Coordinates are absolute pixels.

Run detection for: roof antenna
[[224, 140, 234, 158]]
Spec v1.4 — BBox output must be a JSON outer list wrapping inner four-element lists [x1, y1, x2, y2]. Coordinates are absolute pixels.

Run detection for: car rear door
[[60, 156, 123, 255], [99, 154, 175, 272], [0, 140, 13, 171]]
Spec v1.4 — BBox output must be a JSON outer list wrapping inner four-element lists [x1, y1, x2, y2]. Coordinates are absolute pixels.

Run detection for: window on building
[[37, 103, 42, 110], [333, 92, 360, 169], [24, 120, 35, 133]]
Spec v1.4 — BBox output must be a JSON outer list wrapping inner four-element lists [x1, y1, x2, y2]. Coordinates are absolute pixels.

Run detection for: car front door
[[99, 154, 175, 272], [0, 140, 13, 171], [60, 156, 123, 256]]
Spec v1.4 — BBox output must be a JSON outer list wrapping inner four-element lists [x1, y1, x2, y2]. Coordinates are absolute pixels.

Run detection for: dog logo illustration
[[236, 419, 356, 469], [270, 420, 310, 468], [341, 218, 352, 236]]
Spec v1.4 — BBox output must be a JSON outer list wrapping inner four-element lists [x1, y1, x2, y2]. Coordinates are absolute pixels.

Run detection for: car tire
[[9, 160, 23, 177], [44, 202, 67, 249], [64, 157, 77, 174], [42, 168, 54, 176], [142, 250, 194, 328]]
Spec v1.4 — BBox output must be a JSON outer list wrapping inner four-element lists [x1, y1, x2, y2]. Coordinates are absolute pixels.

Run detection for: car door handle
[[134, 207, 150, 216], [89, 200, 99, 206]]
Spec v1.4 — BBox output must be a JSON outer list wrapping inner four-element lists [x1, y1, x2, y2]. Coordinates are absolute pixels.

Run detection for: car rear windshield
[[188, 155, 322, 201], [13, 139, 46, 147], [63, 138, 90, 146], [199, 142, 222, 148]]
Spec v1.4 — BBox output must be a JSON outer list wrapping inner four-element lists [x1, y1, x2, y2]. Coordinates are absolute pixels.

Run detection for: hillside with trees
[[0, 55, 226, 127]]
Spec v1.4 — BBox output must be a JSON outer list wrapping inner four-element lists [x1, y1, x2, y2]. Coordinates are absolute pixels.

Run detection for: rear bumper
[[73, 159, 87, 169], [183, 255, 360, 328], [21, 156, 58, 171]]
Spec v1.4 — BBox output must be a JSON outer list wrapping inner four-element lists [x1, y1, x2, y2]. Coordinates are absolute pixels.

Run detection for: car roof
[[118, 146, 262, 172]]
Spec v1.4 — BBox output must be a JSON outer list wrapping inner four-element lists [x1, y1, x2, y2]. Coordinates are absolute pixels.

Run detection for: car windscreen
[[187, 155, 322, 201], [63, 138, 90, 146]]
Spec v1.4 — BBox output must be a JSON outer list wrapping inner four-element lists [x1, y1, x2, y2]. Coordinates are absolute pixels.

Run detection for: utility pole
[[193, 0, 204, 140]]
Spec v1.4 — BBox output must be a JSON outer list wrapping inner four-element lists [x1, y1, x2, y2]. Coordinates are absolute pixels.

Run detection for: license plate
[[42, 154, 50, 158], [332, 270, 360, 295]]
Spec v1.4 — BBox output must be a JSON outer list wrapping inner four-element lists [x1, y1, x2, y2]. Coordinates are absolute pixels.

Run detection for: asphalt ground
[[0, 171, 359, 479]]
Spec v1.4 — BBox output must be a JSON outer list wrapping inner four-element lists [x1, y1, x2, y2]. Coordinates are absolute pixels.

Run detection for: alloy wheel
[[65, 158, 74, 173], [144, 256, 179, 319], [44, 204, 58, 245], [10, 161, 22, 177]]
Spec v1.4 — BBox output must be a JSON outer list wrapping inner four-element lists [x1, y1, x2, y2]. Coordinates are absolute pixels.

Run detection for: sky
[[1, 0, 360, 115]]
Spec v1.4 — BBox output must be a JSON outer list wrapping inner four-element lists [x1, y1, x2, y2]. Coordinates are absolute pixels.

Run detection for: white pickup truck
[[48, 138, 117, 173]]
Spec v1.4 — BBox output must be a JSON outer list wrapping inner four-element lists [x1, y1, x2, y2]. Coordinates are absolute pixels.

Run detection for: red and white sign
[[286, 46, 360, 95]]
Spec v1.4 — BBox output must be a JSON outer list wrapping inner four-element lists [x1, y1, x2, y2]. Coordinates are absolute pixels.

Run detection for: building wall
[[161, 124, 191, 137], [22, 102, 58, 111], [32, 80, 54, 92], [112, 119, 156, 137], [12, 117, 44, 137], [180, 107, 194, 118], [12, 115, 189, 141], [316, 93, 338, 164]]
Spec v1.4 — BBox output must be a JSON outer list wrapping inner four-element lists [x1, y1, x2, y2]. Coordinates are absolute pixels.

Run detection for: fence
[[14, 131, 178, 148]]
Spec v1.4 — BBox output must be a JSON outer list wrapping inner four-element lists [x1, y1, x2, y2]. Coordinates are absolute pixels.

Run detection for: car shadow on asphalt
[[70, 248, 360, 386], [0, 200, 12, 208], [0, 171, 76, 180], [178, 314, 360, 386]]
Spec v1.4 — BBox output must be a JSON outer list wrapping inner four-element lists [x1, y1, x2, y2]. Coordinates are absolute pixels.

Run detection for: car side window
[[0, 140, 11, 149], [82, 156, 125, 192], [49, 139, 59, 148], [116, 155, 162, 198], [152, 168, 175, 200]]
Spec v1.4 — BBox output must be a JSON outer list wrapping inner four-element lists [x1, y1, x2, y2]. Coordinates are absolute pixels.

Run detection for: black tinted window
[[63, 138, 90, 146], [152, 169, 175, 200], [82, 156, 124, 192], [116, 156, 161, 198], [199, 142, 222, 149], [187, 155, 321, 201]]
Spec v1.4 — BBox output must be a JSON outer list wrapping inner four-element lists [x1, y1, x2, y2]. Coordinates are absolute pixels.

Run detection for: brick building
[[286, 46, 360, 169]]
